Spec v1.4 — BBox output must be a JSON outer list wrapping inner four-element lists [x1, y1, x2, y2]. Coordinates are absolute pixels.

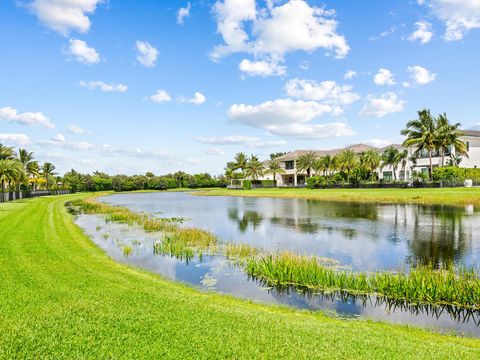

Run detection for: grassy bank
[[1, 195, 480, 358], [199, 187, 480, 206]]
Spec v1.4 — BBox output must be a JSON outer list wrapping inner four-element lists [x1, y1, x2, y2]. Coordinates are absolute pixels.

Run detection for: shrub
[[260, 180, 275, 188], [433, 166, 480, 186], [242, 180, 252, 190]]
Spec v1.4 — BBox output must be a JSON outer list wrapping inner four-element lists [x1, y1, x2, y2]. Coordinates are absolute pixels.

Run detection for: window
[[383, 171, 393, 182], [284, 161, 295, 170]]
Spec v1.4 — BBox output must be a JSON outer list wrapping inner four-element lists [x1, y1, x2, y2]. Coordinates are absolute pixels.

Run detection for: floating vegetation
[[102, 233, 110, 239], [95, 225, 102, 231], [244, 252, 480, 310], [122, 245, 133, 257], [224, 242, 259, 260], [200, 274, 218, 288], [131, 239, 141, 246]]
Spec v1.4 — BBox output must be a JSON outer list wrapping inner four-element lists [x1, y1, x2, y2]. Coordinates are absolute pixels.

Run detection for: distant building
[[264, 130, 480, 186]]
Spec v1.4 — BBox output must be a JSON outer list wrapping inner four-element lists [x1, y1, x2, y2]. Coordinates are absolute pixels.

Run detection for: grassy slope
[[199, 187, 480, 206], [0, 195, 479, 359]]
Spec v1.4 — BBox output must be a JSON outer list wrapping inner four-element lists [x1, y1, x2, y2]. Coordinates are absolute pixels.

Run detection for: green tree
[[335, 149, 357, 178], [401, 109, 437, 179], [26, 161, 40, 190], [0, 159, 24, 192], [42, 162, 56, 190], [359, 150, 381, 180], [0, 144, 15, 160], [244, 157, 264, 181], [381, 147, 403, 181], [296, 151, 318, 178], [265, 158, 285, 186], [435, 113, 468, 166], [233, 152, 248, 173]]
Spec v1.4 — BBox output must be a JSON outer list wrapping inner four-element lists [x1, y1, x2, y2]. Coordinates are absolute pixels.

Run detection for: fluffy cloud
[[0, 106, 55, 129], [79, 81, 127, 92], [227, 99, 354, 139], [205, 147, 225, 155], [136, 41, 158, 67], [66, 39, 100, 64], [25, 0, 103, 36], [407, 65, 437, 85], [285, 78, 360, 105], [422, 0, 480, 40], [180, 92, 206, 105], [359, 92, 406, 118], [211, 0, 349, 61], [149, 90, 172, 103], [177, 3, 191, 25], [344, 70, 357, 80], [409, 21, 434, 44], [239, 59, 286, 77], [197, 135, 286, 148], [68, 125, 87, 134], [374, 68, 396, 86], [0, 134, 30, 145]]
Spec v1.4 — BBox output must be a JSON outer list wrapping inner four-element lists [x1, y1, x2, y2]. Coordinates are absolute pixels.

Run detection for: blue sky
[[1, 0, 479, 175]]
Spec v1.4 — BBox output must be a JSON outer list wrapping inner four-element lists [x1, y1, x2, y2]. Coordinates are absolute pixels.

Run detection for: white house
[[263, 130, 480, 187]]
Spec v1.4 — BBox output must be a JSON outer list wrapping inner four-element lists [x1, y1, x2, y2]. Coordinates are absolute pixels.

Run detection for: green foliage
[[260, 180, 275, 187], [433, 166, 480, 186], [242, 180, 252, 190]]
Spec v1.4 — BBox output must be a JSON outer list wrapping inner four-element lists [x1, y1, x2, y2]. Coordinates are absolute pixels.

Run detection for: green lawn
[[199, 187, 480, 206], [0, 194, 479, 359]]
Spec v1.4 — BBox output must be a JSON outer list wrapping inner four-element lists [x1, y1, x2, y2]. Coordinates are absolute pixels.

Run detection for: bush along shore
[[69, 197, 480, 311]]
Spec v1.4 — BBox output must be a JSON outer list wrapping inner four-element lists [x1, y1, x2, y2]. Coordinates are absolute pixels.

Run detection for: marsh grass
[[245, 252, 480, 309], [224, 242, 259, 259], [122, 245, 133, 257]]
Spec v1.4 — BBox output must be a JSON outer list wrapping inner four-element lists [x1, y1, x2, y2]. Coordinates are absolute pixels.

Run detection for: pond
[[75, 192, 480, 336]]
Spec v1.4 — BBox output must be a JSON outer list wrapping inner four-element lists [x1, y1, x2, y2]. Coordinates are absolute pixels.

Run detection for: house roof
[[274, 143, 404, 162], [463, 130, 480, 137]]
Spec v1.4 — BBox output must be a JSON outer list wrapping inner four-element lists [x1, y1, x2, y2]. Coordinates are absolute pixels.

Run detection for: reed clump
[[245, 252, 480, 309], [224, 242, 259, 259], [122, 245, 133, 257]]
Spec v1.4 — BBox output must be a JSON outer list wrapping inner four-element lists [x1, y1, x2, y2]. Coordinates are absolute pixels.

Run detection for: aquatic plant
[[224, 242, 259, 259], [123, 245, 133, 257], [244, 252, 480, 310], [96, 225, 102, 231], [102, 233, 110, 239]]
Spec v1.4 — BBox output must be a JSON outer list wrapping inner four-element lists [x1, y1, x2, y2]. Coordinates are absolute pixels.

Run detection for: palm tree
[[244, 157, 264, 181], [0, 144, 15, 160], [335, 149, 357, 177], [265, 158, 285, 186], [381, 147, 402, 181], [319, 155, 336, 176], [26, 161, 40, 190], [296, 151, 318, 178], [435, 113, 468, 166], [399, 149, 409, 180], [42, 162, 56, 190], [0, 159, 24, 192], [401, 109, 437, 179], [359, 150, 381, 180], [18, 149, 33, 167], [233, 152, 248, 174]]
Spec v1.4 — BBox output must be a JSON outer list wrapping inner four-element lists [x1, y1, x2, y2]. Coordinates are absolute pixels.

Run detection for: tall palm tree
[[399, 149, 409, 180], [381, 147, 402, 181], [319, 155, 336, 176], [0, 159, 24, 192], [42, 162, 56, 190], [18, 149, 33, 167], [359, 150, 381, 180], [435, 113, 468, 166], [27, 161, 40, 190], [296, 151, 318, 177], [335, 149, 357, 177], [244, 157, 264, 181], [265, 158, 285, 185], [0, 144, 15, 160], [401, 109, 437, 179], [233, 152, 248, 174]]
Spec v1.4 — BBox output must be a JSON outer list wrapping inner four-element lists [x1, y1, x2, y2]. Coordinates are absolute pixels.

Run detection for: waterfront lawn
[[200, 187, 480, 206], [0, 195, 479, 359]]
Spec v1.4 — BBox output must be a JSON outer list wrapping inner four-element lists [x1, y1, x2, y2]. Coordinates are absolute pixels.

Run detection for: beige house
[[263, 130, 480, 187]]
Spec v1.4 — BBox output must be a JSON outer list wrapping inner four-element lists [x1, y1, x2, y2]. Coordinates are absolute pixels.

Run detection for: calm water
[[74, 192, 480, 336]]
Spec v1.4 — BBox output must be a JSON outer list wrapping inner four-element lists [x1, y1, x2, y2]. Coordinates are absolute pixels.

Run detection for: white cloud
[[211, 0, 349, 61], [180, 92, 206, 105], [136, 41, 158, 67], [359, 92, 406, 118], [421, 0, 480, 40], [409, 21, 434, 44], [197, 135, 286, 148], [149, 90, 172, 103], [285, 78, 360, 105], [370, 25, 399, 41], [344, 70, 357, 80], [0, 106, 55, 129], [38, 133, 67, 146], [0, 134, 30, 145], [239, 58, 286, 77], [205, 148, 225, 155], [177, 3, 191, 25], [227, 99, 354, 139], [68, 125, 86, 134], [374, 68, 396, 86], [65, 39, 100, 64], [79, 81, 128, 92], [407, 65, 437, 85], [25, 0, 103, 36]]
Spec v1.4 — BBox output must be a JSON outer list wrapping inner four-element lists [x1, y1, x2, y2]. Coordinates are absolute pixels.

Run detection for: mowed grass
[[0, 195, 479, 359], [199, 187, 480, 206]]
